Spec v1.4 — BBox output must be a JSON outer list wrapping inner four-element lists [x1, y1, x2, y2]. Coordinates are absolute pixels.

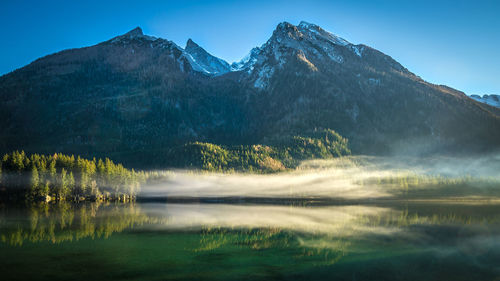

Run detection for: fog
[[144, 203, 396, 236], [141, 156, 500, 200], [142, 167, 392, 199]]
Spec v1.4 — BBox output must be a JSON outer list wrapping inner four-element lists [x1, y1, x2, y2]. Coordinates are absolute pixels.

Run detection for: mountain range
[[1, 21, 499, 167]]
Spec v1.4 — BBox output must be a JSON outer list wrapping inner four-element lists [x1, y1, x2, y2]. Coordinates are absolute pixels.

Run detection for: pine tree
[[60, 168, 69, 200], [13, 151, 25, 173], [68, 172, 75, 192], [48, 159, 57, 195], [40, 181, 50, 197], [97, 159, 106, 187], [80, 171, 88, 196], [49, 159, 56, 178]]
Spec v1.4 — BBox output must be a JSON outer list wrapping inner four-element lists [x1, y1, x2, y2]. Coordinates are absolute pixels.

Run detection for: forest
[[0, 151, 144, 202], [0, 129, 351, 201], [167, 129, 351, 172]]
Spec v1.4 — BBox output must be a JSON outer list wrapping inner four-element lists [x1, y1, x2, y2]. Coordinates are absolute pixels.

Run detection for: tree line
[[168, 129, 351, 172], [0, 151, 144, 201]]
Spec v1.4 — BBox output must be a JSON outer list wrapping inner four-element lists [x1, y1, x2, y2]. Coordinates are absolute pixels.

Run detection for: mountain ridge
[[1, 21, 499, 168], [470, 94, 500, 108]]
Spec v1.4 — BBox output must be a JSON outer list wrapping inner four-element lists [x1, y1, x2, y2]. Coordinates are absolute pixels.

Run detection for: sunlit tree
[[30, 166, 40, 199]]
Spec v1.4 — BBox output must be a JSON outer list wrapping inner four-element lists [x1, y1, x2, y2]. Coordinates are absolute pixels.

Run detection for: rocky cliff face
[[184, 39, 231, 75], [1, 22, 499, 166]]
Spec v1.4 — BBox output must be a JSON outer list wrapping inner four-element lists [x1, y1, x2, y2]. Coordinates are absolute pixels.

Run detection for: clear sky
[[1, 0, 499, 95]]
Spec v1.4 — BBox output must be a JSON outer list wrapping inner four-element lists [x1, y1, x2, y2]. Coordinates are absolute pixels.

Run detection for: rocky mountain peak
[[185, 38, 198, 49], [298, 21, 317, 29], [109, 26, 157, 44], [297, 21, 350, 46], [185, 38, 202, 52], [124, 27, 144, 37], [231, 47, 262, 71], [183, 38, 231, 75], [272, 22, 303, 41]]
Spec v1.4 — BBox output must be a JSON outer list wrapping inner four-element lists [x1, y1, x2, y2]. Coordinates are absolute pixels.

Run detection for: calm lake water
[[1, 201, 500, 281]]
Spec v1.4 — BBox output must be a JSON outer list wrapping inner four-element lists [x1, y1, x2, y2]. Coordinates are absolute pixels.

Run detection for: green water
[[1, 201, 500, 281]]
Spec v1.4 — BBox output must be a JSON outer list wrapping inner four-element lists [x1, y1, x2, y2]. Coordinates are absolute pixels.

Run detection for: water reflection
[[2, 202, 500, 280], [0, 202, 160, 246], [3, 202, 500, 247]]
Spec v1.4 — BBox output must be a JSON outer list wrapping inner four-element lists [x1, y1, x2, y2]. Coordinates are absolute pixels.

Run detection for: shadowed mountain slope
[[1, 22, 499, 167]]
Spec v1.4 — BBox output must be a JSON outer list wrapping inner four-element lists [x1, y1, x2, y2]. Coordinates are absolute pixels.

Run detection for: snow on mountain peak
[[228, 21, 353, 88], [298, 21, 313, 27], [231, 47, 262, 72], [470, 94, 500, 108], [184, 38, 231, 75], [275, 22, 299, 33], [107, 21, 361, 78], [297, 21, 350, 46]]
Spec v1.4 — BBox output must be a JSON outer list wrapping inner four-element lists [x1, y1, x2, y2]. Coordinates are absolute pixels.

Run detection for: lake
[[2, 200, 500, 281]]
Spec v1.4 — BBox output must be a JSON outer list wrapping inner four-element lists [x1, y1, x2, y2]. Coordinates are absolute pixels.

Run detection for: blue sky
[[1, 0, 499, 94]]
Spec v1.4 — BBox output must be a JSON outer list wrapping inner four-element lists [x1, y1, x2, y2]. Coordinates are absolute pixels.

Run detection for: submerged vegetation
[[0, 151, 145, 202]]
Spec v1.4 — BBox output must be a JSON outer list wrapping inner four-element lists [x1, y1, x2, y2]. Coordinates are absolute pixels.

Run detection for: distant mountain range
[[470, 94, 500, 108], [1, 21, 499, 167]]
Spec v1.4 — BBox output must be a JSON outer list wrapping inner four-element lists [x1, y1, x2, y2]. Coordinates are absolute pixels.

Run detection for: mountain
[[470, 94, 500, 108], [232, 21, 500, 154], [184, 39, 231, 75], [1, 22, 499, 167], [0, 26, 250, 164]]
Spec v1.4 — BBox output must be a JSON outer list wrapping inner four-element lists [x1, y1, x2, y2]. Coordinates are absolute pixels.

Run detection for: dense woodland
[[0, 129, 350, 201], [168, 129, 351, 172], [0, 151, 144, 202]]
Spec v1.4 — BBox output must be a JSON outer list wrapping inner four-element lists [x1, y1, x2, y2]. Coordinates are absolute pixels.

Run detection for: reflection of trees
[[358, 204, 500, 228], [193, 204, 500, 268], [197, 228, 291, 251], [196, 227, 348, 267], [0, 202, 157, 246], [3, 200, 500, 272]]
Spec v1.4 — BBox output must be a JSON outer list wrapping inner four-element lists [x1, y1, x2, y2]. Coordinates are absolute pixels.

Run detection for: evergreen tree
[[68, 172, 75, 192], [1, 151, 142, 201], [40, 182, 50, 197], [97, 159, 106, 187], [49, 159, 56, 177], [60, 168, 69, 199]]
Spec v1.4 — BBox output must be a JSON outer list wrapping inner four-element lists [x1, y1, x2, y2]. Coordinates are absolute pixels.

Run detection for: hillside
[[1, 22, 499, 168]]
